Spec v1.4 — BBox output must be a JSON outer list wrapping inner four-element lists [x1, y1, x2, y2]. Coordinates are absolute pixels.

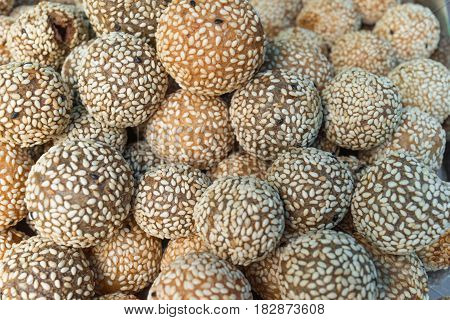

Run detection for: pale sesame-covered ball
[[359, 107, 446, 170], [134, 163, 211, 240], [156, 0, 265, 96], [388, 58, 449, 123], [148, 252, 252, 300], [296, 0, 361, 45], [194, 176, 285, 266], [0, 228, 28, 260], [432, 35, 450, 68], [351, 152, 450, 255], [322, 68, 402, 150], [146, 90, 234, 170], [354, 0, 400, 25], [6, 1, 89, 68], [249, 0, 303, 37], [0, 0, 13, 15], [208, 151, 269, 181], [0, 62, 72, 148], [88, 220, 162, 294], [275, 26, 328, 56], [277, 230, 378, 299], [331, 31, 397, 76], [25, 139, 134, 248], [0, 16, 13, 65], [78, 32, 168, 128], [267, 148, 353, 233], [96, 292, 139, 300], [264, 39, 334, 90], [417, 228, 449, 272], [0, 236, 95, 300], [374, 3, 440, 62], [230, 70, 322, 161], [123, 141, 163, 183], [0, 142, 33, 231]]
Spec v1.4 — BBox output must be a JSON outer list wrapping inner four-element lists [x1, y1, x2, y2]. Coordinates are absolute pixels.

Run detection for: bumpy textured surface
[[276, 26, 328, 56], [353, 0, 400, 25], [160, 233, 208, 271], [0, 16, 13, 65], [96, 292, 139, 300], [123, 141, 163, 183], [0, 228, 28, 260], [208, 152, 269, 181], [417, 229, 449, 272]]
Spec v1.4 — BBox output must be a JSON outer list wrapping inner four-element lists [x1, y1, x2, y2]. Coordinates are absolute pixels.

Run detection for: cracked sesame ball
[[388, 58, 449, 123], [193, 176, 285, 266], [351, 152, 450, 255], [78, 32, 168, 128], [322, 68, 402, 150], [0, 236, 95, 300], [123, 141, 163, 184], [0, 62, 72, 148], [267, 147, 354, 234], [264, 39, 334, 91], [155, 0, 265, 96], [296, 0, 361, 45], [0, 0, 13, 15], [0, 16, 13, 65], [148, 252, 252, 300], [330, 31, 397, 76], [0, 142, 33, 231], [230, 70, 322, 161], [373, 3, 440, 62], [146, 89, 233, 170], [354, 0, 400, 25], [432, 35, 450, 69], [359, 107, 446, 170], [88, 220, 162, 294], [25, 139, 134, 248], [275, 26, 328, 56], [208, 151, 269, 181], [249, 0, 303, 37], [134, 163, 211, 240], [277, 230, 378, 299], [97, 292, 139, 300], [417, 228, 449, 272], [0, 228, 28, 260], [82, 0, 170, 41], [6, 1, 89, 68]]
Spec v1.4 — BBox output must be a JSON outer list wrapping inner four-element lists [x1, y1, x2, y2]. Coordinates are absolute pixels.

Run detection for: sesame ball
[[134, 163, 211, 240], [388, 58, 449, 123], [148, 252, 252, 300], [353, 0, 400, 25], [275, 26, 328, 56], [78, 32, 168, 128], [359, 107, 446, 170], [0, 228, 28, 260], [7, 1, 89, 68], [122, 141, 163, 184], [331, 31, 397, 76], [322, 68, 402, 150], [264, 39, 334, 91], [155, 0, 265, 96], [249, 0, 303, 37], [351, 152, 450, 255], [0, 62, 72, 148], [373, 4, 440, 62], [417, 228, 449, 272], [0, 236, 95, 300], [267, 147, 354, 234], [296, 0, 361, 45], [0, 16, 13, 65], [0, 142, 33, 231], [82, 0, 170, 41], [194, 176, 285, 266], [97, 292, 139, 300], [208, 151, 269, 181], [88, 220, 162, 294], [146, 89, 233, 170], [277, 230, 378, 299], [432, 35, 450, 68], [0, 0, 13, 15], [25, 139, 134, 248], [230, 70, 322, 161]]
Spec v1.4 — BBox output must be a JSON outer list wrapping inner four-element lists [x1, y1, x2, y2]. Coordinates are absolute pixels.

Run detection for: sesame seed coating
[[146, 89, 234, 169], [275, 26, 328, 56], [156, 0, 265, 96], [331, 31, 398, 76], [208, 151, 269, 181], [373, 3, 440, 63], [78, 32, 168, 128], [0, 228, 28, 260], [0, 62, 72, 148], [359, 107, 446, 170], [194, 176, 285, 266], [9, 4, 33, 19], [431, 35, 450, 69], [277, 230, 378, 300], [417, 228, 449, 272], [388, 58, 450, 123], [25, 139, 134, 248], [123, 141, 163, 184], [6, 1, 89, 68], [88, 220, 162, 294], [267, 147, 354, 234], [0, 0, 13, 15], [230, 70, 323, 161], [148, 252, 252, 300], [134, 163, 211, 239], [0, 16, 14, 65], [96, 292, 139, 300], [322, 68, 402, 150], [296, 0, 361, 45], [353, 0, 400, 25], [351, 152, 450, 255], [0, 236, 95, 300]]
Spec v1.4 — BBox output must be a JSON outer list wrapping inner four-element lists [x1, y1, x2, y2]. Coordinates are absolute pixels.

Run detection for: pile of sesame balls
[[0, 0, 448, 301]]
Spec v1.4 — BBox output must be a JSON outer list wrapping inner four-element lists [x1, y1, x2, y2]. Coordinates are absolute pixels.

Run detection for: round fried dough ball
[[0, 228, 28, 260], [276, 26, 328, 56], [208, 151, 269, 181], [353, 0, 400, 25], [0, 16, 13, 65], [122, 141, 163, 183], [417, 228, 449, 272]]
